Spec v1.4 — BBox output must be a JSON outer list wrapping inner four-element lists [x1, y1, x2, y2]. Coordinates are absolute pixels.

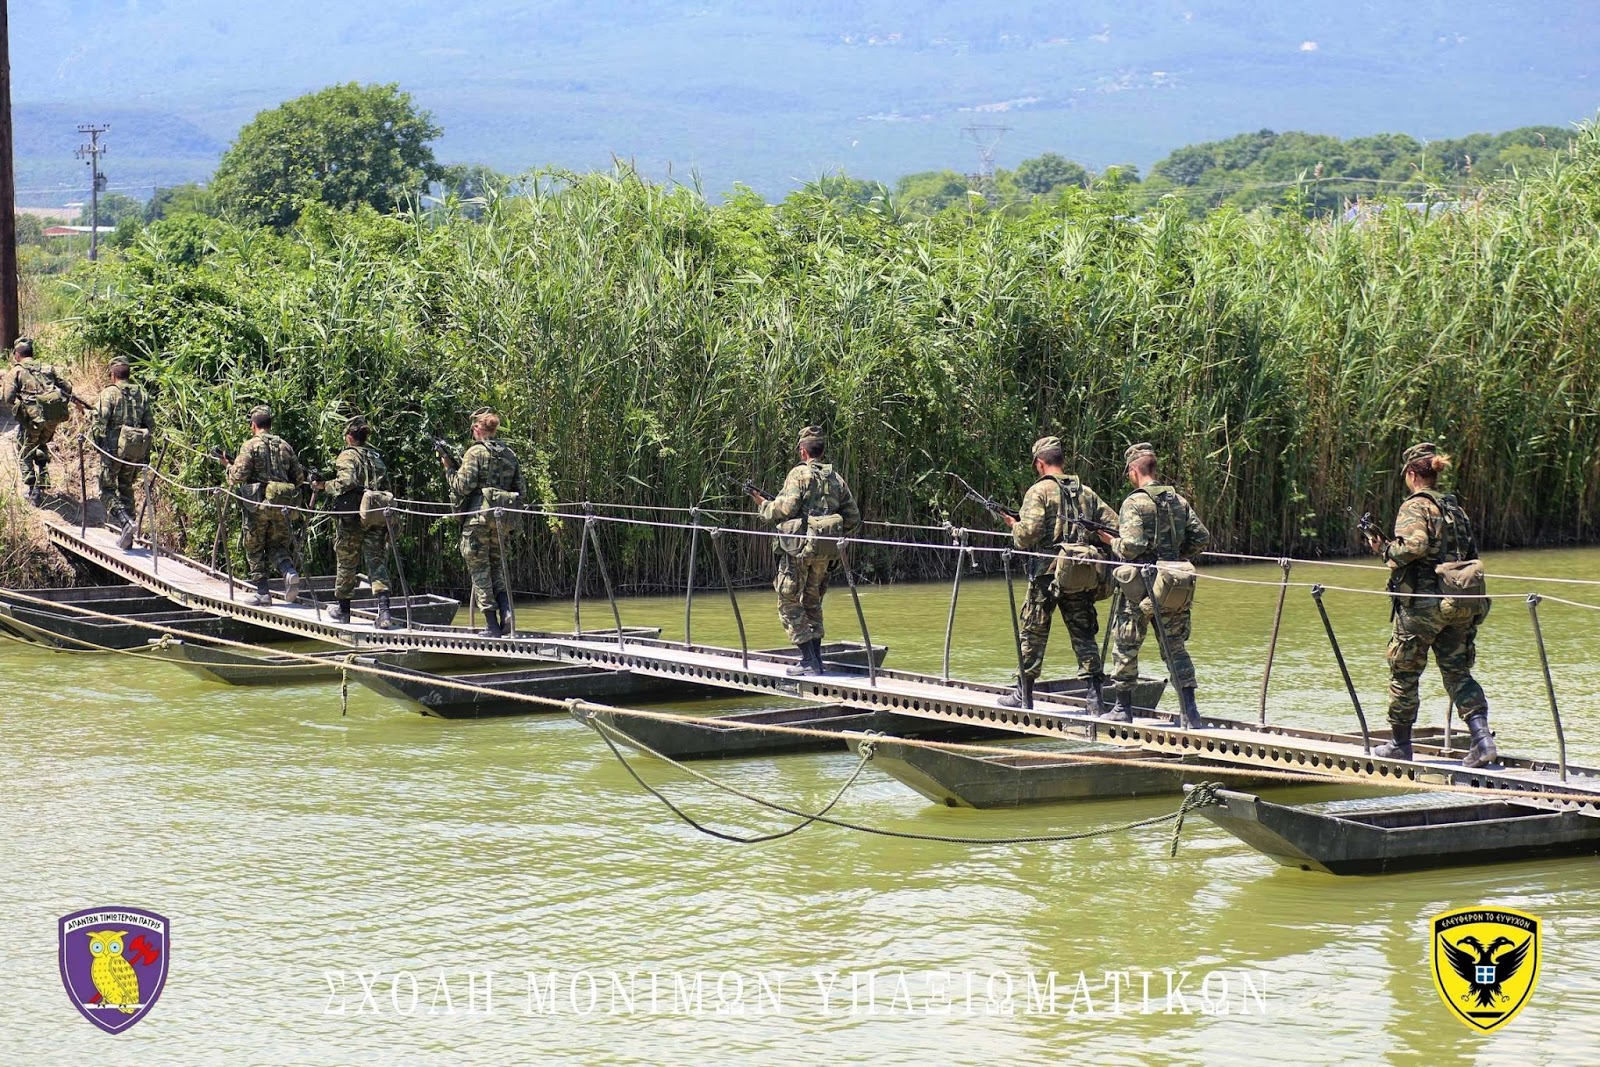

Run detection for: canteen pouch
[[802, 512, 846, 561], [481, 487, 521, 511], [1149, 560, 1197, 614], [116, 425, 152, 465], [1436, 558, 1488, 617], [264, 480, 300, 510], [359, 489, 395, 529], [1113, 564, 1151, 614], [1053, 543, 1105, 597], [776, 517, 807, 557], [235, 482, 265, 515], [33, 386, 70, 425]]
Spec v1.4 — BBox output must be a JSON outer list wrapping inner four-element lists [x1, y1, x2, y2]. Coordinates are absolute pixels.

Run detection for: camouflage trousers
[[460, 520, 508, 613], [15, 417, 59, 490], [97, 451, 140, 525], [1018, 576, 1103, 682], [1108, 595, 1197, 692], [1387, 597, 1489, 727], [775, 555, 830, 646], [333, 519, 390, 600], [241, 509, 296, 584]]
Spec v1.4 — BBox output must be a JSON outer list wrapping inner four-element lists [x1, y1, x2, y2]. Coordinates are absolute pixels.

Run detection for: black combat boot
[[26, 482, 42, 507], [998, 683, 1027, 708], [808, 638, 828, 674], [1083, 672, 1106, 716], [1104, 687, 1135, 723], [1178, 687, 1205, 730], [251, 580, 272, 607], [328, 598, 352, 624], [495, 590, 515, 638], [115, 514, 136, 551], [280, 562, 301, 602], [1374, 721, 1414, 760], [376, 594, 401, 631], [1461, 711, 1499, 769], [786, 643, 817, 676], [477, 607, 503, 639]]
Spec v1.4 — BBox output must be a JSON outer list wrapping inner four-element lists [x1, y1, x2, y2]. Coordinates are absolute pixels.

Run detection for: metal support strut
[[384, 510, 414, 631], [1001, 549, 1032, 710], [583, 516, 625, 646], [1526, 593, 1568, 782], [76, 435, 88, 538], [839, 539, 876, 688], [493, 508, 516, 636], [709, 528, 748, 668], [683, 507, 700, 649], [1258, 558, 1291, 725], [572, 505, 590, 634], [942, 526, 967, 682], [1310, 584, 1371, 754], [133, 441, 168, 574]]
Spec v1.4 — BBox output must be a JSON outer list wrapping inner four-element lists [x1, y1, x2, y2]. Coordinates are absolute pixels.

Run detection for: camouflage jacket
[[2, 357, 72, 411], [91, 382, 155, 447], [322, 445, 389, 511], [1111, 484, 1210, 563], [1012, 474, 1116, 552], [758, 461, 861, 533], [1383, 490, 1477, 591], [228, 432, 305, 488], [450, 438, 525, 523]]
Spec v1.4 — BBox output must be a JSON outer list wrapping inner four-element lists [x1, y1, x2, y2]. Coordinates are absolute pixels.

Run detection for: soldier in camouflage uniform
[[227, 406, 306, 606], [313, 416, 400, 630], [750, 425, 861, 676], [1096, 442, 1211, 729], [1363, 442, 1497, 768], [999, 435, 1118, 711], [443, 409, 526, 638], [3, 338, 75, 505], [91, 355, 155, 545]]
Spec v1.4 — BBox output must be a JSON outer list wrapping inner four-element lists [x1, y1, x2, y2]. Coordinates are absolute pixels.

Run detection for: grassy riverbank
[[26, 122, 1600, 594]]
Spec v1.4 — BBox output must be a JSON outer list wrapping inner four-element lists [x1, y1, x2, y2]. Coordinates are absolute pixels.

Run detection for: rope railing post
[[298, 489, 323, 621], [1258, 558, 1292, 725], [493, 508, 517, 636], [216, 490, 234, 602], [572, 505, 591, 635], [384, 510, 413, 631], [839, 539, 876, 687], [133, 441, 168, 574], [942, 526, 967, 682], [584, 515, 625, 646], [1001, 549, 1032, 710], [1310, 584, 1371, 754], [683, 507, 700, 649], [1443, 698, 1454, 755], [1526, 593, 1568, 782], [709, 528, 748, 668], [76, 434, 88, 538]]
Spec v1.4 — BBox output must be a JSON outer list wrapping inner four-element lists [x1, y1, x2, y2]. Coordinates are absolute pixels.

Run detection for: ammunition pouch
[[264, 480, 301, 511], [116, 425, 152, 465], [1115, 560, 1196, 615], [359, 489, 396, 529], [1436, 558, 1488, 618], [776, 516, 808, 558], [481, 487, 522, 511], [235, 483, 266, 515], [1053, 542, 1109, 598]]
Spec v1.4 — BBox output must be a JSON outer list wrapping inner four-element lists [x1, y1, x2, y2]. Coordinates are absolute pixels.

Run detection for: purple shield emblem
[[59, 907, 169, 1034]]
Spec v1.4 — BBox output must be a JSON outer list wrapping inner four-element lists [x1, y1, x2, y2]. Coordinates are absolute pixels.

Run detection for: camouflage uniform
[[449, 437, 526, 614], [2, 351, 74, 498], [90, 375, 155, 526], [1381, 489, 1489, 728], [1013, 473, 1117, 681], [228, 430, 305, 584], [1107, 477, 1210, 694], [758, 458, 860, 646], [321, 443, 391, 600]]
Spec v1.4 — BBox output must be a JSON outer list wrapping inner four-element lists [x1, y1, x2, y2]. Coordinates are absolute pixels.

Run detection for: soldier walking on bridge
[[91, 355, 155, 548], [3, 338, 76, 506], [440, 408, 526, 638], [313, 415, 400, 630], [228, 406, 306, 606]]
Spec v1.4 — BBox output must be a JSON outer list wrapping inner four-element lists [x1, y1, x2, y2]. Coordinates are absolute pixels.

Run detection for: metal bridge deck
[[42, 517, 1600, 808]]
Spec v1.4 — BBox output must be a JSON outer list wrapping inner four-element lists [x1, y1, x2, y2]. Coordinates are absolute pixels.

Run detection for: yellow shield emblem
[[1431, 907, 1540, 1032]]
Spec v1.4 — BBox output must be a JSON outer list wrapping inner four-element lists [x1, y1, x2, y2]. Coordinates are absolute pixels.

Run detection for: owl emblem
[[85, 930, 140, 1013]]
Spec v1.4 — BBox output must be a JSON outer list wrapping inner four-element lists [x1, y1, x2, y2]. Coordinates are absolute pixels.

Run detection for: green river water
[[7, 548, 1600, 1065]]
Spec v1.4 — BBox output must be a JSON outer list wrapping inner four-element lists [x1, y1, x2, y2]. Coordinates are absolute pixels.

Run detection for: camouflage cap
[[109, 354, 132, 367], [249, 405, 272, 423], [797, 424, 825, 447], [12, 337, 32, 358], [471, 406, 494, 418], [1401, 441, 1439, 468], [1124, 441, 1156, 467], [1031, 435, 1063, 460]]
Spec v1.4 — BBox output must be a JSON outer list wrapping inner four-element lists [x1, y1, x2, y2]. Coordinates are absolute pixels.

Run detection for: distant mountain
[[11, 1, 1598, 205]]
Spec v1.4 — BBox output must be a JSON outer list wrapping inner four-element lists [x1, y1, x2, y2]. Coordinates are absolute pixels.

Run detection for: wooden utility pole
[[0, 0, 18, 348]]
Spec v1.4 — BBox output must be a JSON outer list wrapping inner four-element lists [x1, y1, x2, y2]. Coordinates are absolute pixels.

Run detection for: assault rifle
[[948, 472, 1017, 522], [431, 436, 460, 473], [1069, 515, 1120, 538], [1352, 507, 1387, 551], [734, 477, 773, 503]]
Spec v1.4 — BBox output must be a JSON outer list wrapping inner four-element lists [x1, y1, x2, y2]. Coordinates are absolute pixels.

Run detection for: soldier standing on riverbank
[[91, 355, 155, 546], [1000, 435, 1118, 711], [227, 406, 306, 606], [750, 425, 860, 677], [3, 338, 76, 506], [1097, 442, 1210, 730], [314, 416, 400, 629], [1363, 442, 1497, 768], [441, 409, 525, 638]]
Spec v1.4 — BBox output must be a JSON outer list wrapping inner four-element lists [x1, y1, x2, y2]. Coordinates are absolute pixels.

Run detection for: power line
[[961, 124, 1010, 194], [74, 123, 109, 260]]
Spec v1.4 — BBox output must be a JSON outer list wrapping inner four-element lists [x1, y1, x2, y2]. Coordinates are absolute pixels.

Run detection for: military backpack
[[107, 384, 153, 464], [18, 362, 70, 426], [1410, 489, 1487, 609], [776, 461, 849, 562], [1113, 485, 1199, 615]]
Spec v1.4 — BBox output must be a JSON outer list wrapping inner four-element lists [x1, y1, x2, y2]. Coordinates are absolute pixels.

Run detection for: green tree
[[212, 82, 443, 229], [14, 214, 45, 245], [145, 183, 217, 222], [77, 192, 144, 228], [1014, 152, 1088, 195], [893, 169, 971, 215]]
